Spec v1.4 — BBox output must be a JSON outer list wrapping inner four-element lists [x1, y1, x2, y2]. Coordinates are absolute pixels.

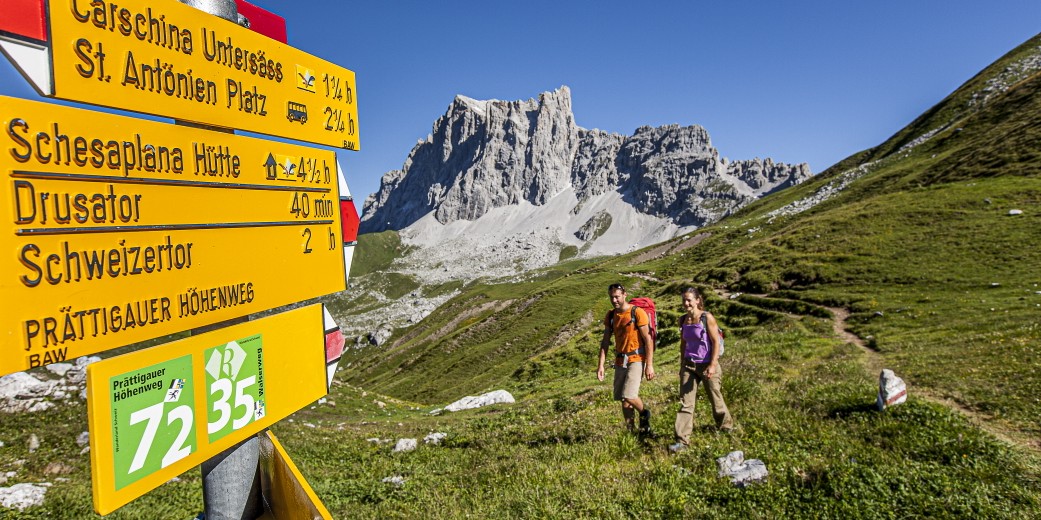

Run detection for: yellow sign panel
[[0, 96, 346, 376], [258, 431, 333, 520], [47, 0, 359, 150], [86, 304, 328, 515]]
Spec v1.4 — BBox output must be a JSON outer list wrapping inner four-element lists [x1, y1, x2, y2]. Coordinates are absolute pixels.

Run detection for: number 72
[[127, 403, 194, 474]]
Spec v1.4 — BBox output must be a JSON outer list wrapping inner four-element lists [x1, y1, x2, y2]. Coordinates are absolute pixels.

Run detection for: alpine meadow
[[3, 30, 1041, 520]]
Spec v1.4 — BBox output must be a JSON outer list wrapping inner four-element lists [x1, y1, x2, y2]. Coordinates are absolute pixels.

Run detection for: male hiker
[[597, 283, 656, 433]]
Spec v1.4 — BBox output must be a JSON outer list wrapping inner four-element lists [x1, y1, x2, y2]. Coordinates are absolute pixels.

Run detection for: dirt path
[[717, 289, 1038, 452], [621, 272, 662, 284], [827, 305, 1040, 453], [825, 306, 883, 375]]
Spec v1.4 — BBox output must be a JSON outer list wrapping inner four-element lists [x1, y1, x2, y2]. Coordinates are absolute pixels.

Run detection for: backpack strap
[[700, 312, 719, 356], [606, 307, 641, 332], [607, 308, 646, 366]]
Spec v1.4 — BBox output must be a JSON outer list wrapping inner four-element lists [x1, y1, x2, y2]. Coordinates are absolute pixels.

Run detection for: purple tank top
[[681, 321, 710, 363]]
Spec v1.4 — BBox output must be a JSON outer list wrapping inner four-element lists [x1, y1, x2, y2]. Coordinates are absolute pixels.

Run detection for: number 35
[[208, 376, 257, 434]]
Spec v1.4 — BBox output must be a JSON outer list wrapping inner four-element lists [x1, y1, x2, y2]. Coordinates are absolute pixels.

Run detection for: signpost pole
[[175, 4, 261, 519], [200, 436, 263, 520]]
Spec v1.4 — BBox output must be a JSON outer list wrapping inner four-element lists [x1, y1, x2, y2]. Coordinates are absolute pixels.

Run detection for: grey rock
[[575, 211, 612, 241], [0, 483, 49, 511], [423, 432, 447, 445], [27, 435, 39, 454], [393, 439, 418, 453], [716, 450, 768, 487], [64, 356, 101, 386], [45, 364, 73, 378], [0, 373, 49, 400], [381, 475, 406, 487], [344, 88, 811, 341], [43, 462, 73, 476], [0, 373, 54, 413], [74, 356, 101, 367], [444, 390, 515, 412], [369, 326, 394, 347], [877, 369, 908, 410]]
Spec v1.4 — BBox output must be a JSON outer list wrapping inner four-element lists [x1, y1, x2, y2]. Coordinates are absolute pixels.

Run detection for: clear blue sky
[[3, 1, 1040, 209]]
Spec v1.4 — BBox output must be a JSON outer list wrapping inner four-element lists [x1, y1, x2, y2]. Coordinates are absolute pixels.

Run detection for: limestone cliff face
[[362, 87, 579, 231], [360, 87, 811, 233]]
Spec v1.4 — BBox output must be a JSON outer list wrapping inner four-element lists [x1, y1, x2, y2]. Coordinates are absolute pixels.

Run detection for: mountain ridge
[[360, 86, 811, 237]]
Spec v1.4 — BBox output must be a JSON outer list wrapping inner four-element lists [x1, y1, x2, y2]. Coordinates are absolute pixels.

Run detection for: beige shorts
[[613, 361, 643, 401]]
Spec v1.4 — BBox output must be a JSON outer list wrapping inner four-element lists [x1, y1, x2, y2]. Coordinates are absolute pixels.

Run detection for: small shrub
[[782, 264, 826, 286], [611, 431, 641, 458], [552, 397, 582, 415], [656, 327, 680, 347], [703, 267, 740, 285], [559, 245, 579, 262], [737, 270, 775, 293]]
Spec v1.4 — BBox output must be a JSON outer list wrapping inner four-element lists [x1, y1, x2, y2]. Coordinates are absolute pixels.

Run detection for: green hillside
[[316, 33, 1041, 517], [343, 34, 1041, 441]]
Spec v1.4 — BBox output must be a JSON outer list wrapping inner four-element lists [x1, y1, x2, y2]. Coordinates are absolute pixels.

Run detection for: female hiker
[[669, 287, 733, 453]]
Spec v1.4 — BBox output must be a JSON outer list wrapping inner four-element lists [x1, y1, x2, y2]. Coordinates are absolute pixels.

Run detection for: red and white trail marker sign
[[0, 0, 51, 95]]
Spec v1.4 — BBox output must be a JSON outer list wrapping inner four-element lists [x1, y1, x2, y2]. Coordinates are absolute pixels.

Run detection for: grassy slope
[[310, 33, 1041, 517], [4, 34, 1041, 520]]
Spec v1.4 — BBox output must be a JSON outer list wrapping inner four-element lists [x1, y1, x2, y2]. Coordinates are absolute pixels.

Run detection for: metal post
[[200, 436, 264, 520], [176, 5, 261, 519], [178, 0, 249, 27]]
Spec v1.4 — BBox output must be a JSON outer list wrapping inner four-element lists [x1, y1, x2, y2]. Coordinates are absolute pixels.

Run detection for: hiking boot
[[668, 442, 688, 454], [638, 409, 652, 434]]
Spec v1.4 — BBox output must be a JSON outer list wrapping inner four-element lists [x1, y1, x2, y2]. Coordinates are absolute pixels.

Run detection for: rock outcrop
[[362, 88, 579, 231]]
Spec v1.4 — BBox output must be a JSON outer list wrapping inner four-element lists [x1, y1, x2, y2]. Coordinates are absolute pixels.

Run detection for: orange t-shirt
[[605, 306, 648, 365]]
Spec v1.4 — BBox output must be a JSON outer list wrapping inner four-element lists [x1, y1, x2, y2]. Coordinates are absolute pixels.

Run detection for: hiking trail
[[720, 290, 1040, 453]]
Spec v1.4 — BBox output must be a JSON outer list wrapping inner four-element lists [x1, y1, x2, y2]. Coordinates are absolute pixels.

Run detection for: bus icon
[[287, 102, 308, 123]]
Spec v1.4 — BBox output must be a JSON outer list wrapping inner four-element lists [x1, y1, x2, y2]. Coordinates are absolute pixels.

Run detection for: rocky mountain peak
[[360, 86, 811, 236], [362, 86, 579, 232]]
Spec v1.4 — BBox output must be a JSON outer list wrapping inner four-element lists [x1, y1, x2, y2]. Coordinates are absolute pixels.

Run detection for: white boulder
[[0, 483, 49, 511], [0, 373, 54, 413], [423, 433, 447, 445], [444, 390, 515, 412], [716, 451, 768, 487], [393, 439, 417, 453], [877, 369, 908, 410]]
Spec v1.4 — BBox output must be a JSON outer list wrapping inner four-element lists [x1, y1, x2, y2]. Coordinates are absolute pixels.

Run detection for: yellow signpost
[[0, 96, 347, 376], [257, 431, 333, 520], [86, 303, 328, 515], [46, 0, 359, 150], [3, 1, 359, 515]]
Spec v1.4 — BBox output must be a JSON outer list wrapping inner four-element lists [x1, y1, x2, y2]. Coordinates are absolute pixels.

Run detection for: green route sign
[[87, 303, 328, 515]]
